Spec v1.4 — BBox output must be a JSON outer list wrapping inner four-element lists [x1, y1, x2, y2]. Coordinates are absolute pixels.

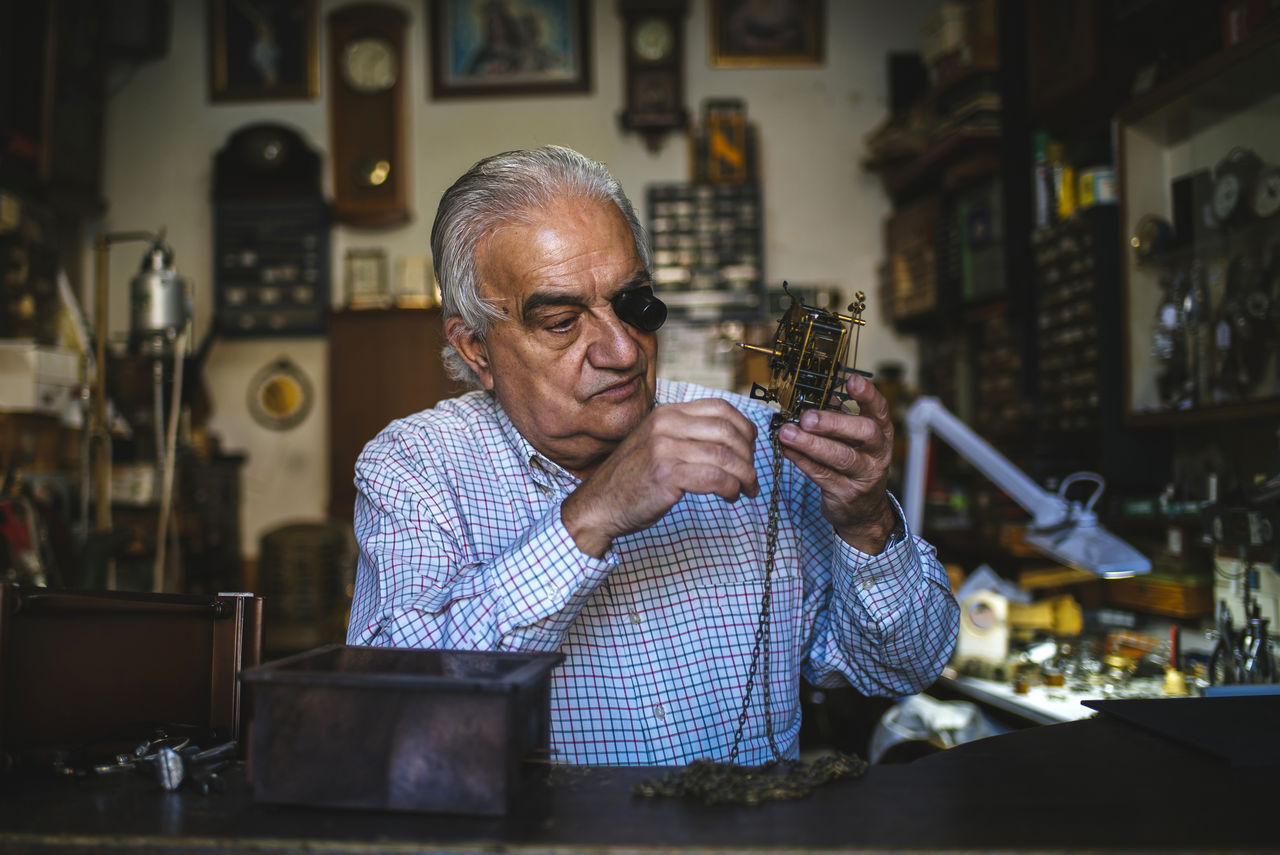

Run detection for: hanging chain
[[729, 416, 787, 766], [633, 286, 874, 803], [634, 417, 868, 804]]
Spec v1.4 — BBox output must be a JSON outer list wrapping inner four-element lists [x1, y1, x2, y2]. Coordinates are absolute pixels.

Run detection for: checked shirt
[[348, 380, 959, 766]]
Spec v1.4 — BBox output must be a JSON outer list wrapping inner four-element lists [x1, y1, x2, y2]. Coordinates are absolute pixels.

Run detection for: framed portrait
[[709, 0, 824, 68], [209, 0, 318, 101], [429, 0, 592, 98]]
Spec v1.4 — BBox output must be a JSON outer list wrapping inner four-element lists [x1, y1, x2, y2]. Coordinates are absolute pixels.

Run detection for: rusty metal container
[[239, 644, 562, 815]]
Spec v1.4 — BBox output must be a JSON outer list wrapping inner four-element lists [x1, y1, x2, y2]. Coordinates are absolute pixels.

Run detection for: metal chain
[[633, 415, 869, 804], [729, 415, 787, 766]]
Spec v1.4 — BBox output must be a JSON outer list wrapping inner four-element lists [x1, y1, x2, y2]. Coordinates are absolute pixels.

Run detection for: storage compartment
[[0, 585, 262, 768], [240, 644, 562, 815]]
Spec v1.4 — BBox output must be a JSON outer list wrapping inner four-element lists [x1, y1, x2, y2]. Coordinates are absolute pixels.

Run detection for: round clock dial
[[1212, 148, 1264, 226], [1212, 172, 1242, 224], [342, 37, 398, 93], [1251, 166, 1280, 219], [633, 17, 674, 61]]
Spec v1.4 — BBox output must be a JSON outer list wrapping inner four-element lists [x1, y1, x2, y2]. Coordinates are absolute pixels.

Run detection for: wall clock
[[618, 0, 688, 151], [1250, 164, 1280, 220], [1211, 147, 1263, 228], [248, 357, 314, 430], [327, 3, 410, 228]]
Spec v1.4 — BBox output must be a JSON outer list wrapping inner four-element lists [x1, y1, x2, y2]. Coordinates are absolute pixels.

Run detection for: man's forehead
[[475, 216, 645, 307]]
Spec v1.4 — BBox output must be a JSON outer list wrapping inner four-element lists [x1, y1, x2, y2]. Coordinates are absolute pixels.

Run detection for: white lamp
[[903, 396, 1150, 580]]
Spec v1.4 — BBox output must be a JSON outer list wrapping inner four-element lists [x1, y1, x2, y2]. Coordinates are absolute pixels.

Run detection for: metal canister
[[130, 242, 190, 352]]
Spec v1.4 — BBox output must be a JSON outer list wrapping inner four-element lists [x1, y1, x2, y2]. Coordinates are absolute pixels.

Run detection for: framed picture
[[709, 0, 824, 68], [208, 0, 318, 101], [429, 0, 592, 98], [344, 248, 391, 309]]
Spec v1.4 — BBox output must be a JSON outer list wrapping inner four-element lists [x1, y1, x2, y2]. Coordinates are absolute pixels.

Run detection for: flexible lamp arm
[[903, 396, 1149, 579], [904, 396, 1082, 531]]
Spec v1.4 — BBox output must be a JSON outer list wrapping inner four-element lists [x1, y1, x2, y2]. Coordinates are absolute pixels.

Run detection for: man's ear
[[445, 316, 494, 390]]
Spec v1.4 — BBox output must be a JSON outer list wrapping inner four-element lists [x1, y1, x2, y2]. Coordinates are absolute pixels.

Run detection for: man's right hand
[[560, 399, 760, 558]]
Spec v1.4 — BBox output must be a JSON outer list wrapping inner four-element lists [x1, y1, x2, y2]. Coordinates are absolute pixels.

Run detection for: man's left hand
[[776, 373, 898, 554]]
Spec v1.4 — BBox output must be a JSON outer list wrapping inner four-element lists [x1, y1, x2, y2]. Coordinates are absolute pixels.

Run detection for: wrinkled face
[[448, 196, 658, 478]]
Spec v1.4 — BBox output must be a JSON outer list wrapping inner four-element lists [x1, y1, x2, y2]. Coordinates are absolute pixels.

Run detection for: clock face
[[633, 17, 674, 61], [342, 37, 398, 93], [1212, 172, 1241, 223], [1251, 168, 1280, 219]]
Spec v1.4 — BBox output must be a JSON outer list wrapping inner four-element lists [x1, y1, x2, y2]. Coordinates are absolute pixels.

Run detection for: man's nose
[[586, 310, 641, 367]]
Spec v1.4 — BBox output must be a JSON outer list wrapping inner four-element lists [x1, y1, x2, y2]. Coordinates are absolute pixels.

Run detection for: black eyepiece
[[612, 285, 667, 332]]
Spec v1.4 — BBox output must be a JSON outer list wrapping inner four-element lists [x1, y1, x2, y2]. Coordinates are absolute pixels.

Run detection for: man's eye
[[545, 316, 576, 332]]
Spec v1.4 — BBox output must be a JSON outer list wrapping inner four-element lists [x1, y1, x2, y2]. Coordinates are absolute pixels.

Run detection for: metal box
[[240, 644, 562, 815]]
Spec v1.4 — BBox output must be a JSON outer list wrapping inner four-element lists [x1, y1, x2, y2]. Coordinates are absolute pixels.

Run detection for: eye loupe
[[612, 286, 667, 332]]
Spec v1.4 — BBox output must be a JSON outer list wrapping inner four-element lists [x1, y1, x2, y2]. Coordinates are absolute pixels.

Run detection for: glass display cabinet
[[1120, 28, 1280, 424]]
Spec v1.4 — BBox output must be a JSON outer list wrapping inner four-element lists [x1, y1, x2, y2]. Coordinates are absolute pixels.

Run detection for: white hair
[[431, 146, 651, 387]]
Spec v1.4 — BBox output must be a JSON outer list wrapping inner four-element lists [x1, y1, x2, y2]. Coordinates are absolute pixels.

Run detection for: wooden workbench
[[0, 713, 1273, 853]]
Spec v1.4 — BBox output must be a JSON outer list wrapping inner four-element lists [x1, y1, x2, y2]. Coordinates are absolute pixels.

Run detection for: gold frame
[[209, 0, 318, 102], [709, 0, 824, 68]]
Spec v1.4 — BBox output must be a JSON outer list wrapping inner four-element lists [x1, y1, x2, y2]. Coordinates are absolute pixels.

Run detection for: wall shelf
[[1119, 26, 1280, 425]]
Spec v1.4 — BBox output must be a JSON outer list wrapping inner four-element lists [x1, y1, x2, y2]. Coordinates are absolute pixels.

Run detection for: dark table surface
[[1, 712, 1276, 854]]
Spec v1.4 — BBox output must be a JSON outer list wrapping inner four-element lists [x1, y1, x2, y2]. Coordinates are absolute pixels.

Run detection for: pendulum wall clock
[[327, 3, 410, 228], [618, 0, 689, 151]]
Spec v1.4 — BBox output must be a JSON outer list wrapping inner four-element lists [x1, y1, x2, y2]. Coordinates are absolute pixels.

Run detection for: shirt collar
[[489, 392, 580, 491], [490, 380, 676, 491]]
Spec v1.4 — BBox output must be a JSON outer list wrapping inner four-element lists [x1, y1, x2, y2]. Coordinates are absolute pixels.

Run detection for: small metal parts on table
[[91, 737, 237, 794]]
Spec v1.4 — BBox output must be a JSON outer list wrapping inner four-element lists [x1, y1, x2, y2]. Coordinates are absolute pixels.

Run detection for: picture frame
[[429, 0, 592, 99], [208, 0, 318, 102], [343, 248, 391, 309], [709, 0, 824, 68]]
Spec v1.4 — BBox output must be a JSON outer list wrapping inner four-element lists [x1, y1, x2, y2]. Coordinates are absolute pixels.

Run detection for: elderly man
[[348, 145, 958, 767]]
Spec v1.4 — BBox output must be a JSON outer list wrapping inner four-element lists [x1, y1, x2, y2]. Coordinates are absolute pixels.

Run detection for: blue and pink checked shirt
[[348, 380, 959, 766]]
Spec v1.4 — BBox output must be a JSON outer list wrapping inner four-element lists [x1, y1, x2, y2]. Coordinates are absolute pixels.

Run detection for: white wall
[[92, 0, 936, 557]]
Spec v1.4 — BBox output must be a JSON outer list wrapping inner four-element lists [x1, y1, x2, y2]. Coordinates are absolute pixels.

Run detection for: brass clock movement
[[618, 0, 689, 151], [327, 3, 410, 228]]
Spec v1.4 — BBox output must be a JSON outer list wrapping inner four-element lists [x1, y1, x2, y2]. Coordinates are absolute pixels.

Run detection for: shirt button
[[653, 704, 666, 720], [629, 610, 642, 625], [860, 578, 876, 591]]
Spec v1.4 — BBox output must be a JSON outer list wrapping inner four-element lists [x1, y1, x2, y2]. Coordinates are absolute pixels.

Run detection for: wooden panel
[[327, 308, 466, 522], [1105, 575, 1213, 619]]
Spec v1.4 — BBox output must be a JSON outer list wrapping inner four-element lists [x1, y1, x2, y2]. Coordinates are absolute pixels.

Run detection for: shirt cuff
[[832, 494, 920, 602]]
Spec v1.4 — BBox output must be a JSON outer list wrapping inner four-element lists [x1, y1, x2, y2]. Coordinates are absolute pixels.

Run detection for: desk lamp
[[903, 396, 1150, 579]]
